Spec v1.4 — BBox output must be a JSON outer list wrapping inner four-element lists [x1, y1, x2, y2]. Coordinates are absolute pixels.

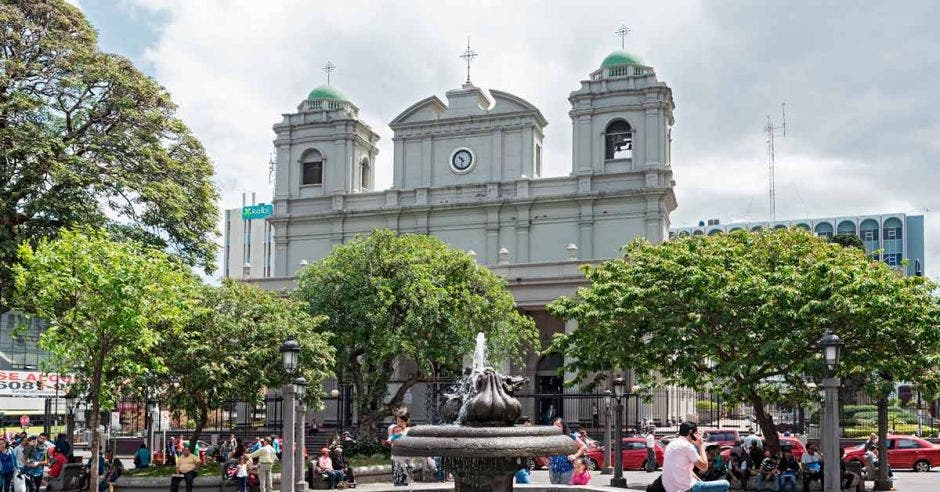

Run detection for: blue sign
[[242, 203, 273, 220]]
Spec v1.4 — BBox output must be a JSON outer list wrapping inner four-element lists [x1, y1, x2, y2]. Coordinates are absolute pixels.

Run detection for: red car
[[843, 435, 940, 472], [720, 436, 806, 461], [610, 437, 664, 470], [702, 429, 740, 448]]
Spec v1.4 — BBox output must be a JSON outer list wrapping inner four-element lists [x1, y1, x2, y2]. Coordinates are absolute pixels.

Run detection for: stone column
[[295, 403, 307, 491], [282, 384, 295, 492], [822, 377, 840, 492]]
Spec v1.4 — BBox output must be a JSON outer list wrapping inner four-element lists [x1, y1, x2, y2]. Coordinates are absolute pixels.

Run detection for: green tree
[[293, 229, 538, 441], [549, 228, 940, 453], [12, 229, 200, 490], [0, 0, 219, 310], [830, 233, 865, 250], [148, 280, 335, 450]]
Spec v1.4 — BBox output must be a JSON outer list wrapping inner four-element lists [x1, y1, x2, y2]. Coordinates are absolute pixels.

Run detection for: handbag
[[646, 474, 666, 492]]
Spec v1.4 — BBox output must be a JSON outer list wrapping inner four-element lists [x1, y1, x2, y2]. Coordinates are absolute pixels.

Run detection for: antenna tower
[[764, 103, 786, 222]]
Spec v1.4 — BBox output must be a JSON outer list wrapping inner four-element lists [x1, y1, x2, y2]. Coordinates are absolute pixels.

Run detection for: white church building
[[237, 47, 696, 427]]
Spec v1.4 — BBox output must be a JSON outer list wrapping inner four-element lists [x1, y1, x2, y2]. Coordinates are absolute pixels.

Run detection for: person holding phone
[[662, 422, 730, 492]]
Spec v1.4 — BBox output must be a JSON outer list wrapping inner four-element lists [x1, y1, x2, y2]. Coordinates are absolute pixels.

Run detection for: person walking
[[248, 438, 277, 492], [661, 422, 729, 492], [645, 429, 657, 472], [547, 418, 585, 485], [0, 440, 15, 492]]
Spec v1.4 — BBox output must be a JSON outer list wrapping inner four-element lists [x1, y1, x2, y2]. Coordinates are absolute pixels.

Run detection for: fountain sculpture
[[392, 333, 577, 491]]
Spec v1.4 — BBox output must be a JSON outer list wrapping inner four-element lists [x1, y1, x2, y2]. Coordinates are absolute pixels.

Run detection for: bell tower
[[568, 38, 674, 176], [272, 65, 379, 204]]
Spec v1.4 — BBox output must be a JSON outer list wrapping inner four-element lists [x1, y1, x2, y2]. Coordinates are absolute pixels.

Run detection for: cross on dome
[[459, 36, 478, 85], [323, 61, 336, 85], [615, 24, 631, 49]]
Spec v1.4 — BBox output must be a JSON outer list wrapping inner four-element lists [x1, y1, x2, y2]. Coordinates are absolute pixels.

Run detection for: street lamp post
[[601, 390, 613, 475], [330, 388, 341, 431], [631, 385, 641, 434], [65, 392, 75, 445], [611, 377, 627, 488], [280, 337, 301, 492], [818, 330, 843, 492], [294, 377, 308, 492]]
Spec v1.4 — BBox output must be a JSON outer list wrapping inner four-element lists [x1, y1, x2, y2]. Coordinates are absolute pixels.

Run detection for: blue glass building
[[671, 213, 925, 277]]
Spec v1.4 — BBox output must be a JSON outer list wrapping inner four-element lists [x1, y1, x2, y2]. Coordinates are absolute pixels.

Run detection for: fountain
[[392, 333, 577, 491]]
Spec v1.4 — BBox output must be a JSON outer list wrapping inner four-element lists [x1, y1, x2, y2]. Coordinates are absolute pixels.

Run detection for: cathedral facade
[[246, 48, 680, 425]]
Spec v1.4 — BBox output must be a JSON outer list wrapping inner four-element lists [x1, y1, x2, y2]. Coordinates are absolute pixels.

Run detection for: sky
[[75, 0, 940, 280]]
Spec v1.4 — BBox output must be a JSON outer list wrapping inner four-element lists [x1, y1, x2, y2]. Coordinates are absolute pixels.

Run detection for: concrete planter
[[112, 473, 281, 492]]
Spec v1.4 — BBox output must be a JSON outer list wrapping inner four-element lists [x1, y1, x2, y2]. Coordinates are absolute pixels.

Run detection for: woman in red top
[[47, 450, 67, 478]]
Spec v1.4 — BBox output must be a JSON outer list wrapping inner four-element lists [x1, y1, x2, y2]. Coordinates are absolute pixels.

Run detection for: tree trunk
[[87, 360, 103, 492], [751, 397, 781, 454], [188, 401, 208, 452], [874, 396, 891, 490]]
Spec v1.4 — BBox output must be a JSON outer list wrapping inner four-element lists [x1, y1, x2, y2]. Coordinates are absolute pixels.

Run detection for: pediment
[[389, 96, 447, 126]]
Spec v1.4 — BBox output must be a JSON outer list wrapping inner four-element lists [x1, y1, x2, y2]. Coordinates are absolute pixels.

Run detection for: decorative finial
[[459, 36, 478, 85], [615, 24, 631, 49], [322, 61, 335, 85]]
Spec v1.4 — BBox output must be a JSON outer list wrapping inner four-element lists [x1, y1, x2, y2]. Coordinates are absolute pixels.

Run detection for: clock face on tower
[[450, 148, 474, 174]]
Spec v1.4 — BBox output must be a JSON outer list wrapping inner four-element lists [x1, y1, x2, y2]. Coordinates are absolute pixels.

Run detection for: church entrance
[[536, 353, 564, 425]]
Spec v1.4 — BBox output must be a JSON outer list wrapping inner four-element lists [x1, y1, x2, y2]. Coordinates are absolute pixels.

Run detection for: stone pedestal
[[443, 456, 521, 492]]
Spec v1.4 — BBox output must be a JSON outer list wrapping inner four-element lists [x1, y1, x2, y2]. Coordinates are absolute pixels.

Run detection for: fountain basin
[[393, 425, 577, 459]]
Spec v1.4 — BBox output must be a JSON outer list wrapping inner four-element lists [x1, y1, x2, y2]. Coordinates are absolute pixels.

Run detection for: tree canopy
[[549, 228, 940, 452], [0, 0, 219, 309], [143, 279, 335, 450], [293, 229, 538, 440], [12, 228, 200, 490]]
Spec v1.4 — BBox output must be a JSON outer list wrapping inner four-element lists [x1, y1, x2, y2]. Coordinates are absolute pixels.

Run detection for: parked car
[[720, 436, 806, 461], [702, 429, 740, 448], [843, 435, 940, 472], [610, 438, 664, 470]]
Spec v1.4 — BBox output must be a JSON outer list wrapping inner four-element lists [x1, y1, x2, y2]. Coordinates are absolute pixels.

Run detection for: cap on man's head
[[678, 422, 697, 437]]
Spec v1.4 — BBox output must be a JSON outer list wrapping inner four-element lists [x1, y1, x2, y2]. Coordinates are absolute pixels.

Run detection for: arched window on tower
[[360, 157, 371, 191], [301, 149, 323, 186], [604, 120, 633, 160]]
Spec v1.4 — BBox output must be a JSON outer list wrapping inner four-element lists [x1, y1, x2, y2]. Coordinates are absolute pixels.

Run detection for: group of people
[[542, 418, 592, 486], [658, 423, 870, 492], [0, 432, 75, 492]]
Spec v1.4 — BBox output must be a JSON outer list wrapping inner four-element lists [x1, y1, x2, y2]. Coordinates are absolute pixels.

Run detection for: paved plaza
[[349, 469, 940, 492]]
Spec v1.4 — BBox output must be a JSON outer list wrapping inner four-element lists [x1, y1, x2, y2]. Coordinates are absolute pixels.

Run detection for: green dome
[[601, 50, 641, 68], [306, 85, 348, 101]]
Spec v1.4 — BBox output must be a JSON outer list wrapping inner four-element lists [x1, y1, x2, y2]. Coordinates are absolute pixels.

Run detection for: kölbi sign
[[242, 203, 273, 220], [0, 371, 75, 397]]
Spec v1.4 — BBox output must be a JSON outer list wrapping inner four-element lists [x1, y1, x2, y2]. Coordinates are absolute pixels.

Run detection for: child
[[570, 458, 591, 485], [236, 455, 249, 492], [389, 426, 408, 486]]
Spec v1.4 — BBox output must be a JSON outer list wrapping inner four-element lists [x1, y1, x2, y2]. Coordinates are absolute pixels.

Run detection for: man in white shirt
[[645, 430, 657, 472], [661, 422, 729, 492]]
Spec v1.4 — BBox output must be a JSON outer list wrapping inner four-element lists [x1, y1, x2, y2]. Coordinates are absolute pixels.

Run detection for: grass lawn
[[349, 454, 390, 468]]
